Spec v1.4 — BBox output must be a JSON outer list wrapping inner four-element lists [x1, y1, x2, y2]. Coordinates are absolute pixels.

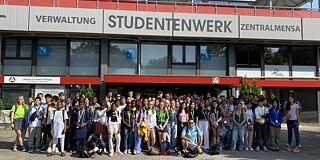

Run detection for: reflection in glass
[[70, 40, 100, 76], [3, 60, 32, 75], [109, 42, 137, 75], [172, 65, 196, 76], [291, 46, 315, 66], [172, 45, 183, 63], [5, 39, 17, 58], [200, 44, 226, 76], [186, 45, 196, 63], [141, 44, 168, 75], [264, 46, 288, 65], [20, 40, 32, 58], [2, 85, 30, 109]]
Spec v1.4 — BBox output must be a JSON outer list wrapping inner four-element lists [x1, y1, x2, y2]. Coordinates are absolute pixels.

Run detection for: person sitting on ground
[[181, 118, 203, 155], [80, 134, 100, 158]]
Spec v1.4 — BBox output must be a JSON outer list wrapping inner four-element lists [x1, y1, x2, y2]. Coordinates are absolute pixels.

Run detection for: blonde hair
[[16, 95, 26, 107]]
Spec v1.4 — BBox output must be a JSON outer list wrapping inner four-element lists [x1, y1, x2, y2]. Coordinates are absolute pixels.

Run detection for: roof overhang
[[253, 0, 310, 7]]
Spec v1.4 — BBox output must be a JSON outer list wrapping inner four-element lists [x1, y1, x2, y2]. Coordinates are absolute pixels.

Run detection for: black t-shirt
[[121, 108, 132, 124], [196, 108, 209, 120], [107, 110, 118, 122]]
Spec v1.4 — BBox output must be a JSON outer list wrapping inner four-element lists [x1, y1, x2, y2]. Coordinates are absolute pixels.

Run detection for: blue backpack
[[160, 141, 170, 155]]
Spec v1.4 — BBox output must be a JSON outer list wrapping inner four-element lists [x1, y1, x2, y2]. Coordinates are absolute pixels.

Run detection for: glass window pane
[[236, 45, 249, 67], [264, 46, 288, 65], [172, 65, 196, 76], [70, 40, 100, 76], [186, 45, 196, 63], [20, 40, 32, 58], [292, 46, 315, 66], [37, 39, 67, 76], [141, 44, 168, 75], [3, 59, 32, 75], [5, 39, 17, 58], [200, 44, 226, 76], [109, 42, 137, 75], [2, 85, 30, 109], [249, 45, 261, 67], [172, 45, 183, 63]]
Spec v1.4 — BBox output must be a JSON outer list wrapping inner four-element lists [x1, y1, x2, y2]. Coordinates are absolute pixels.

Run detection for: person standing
[[210, 100, 222, 146], [121, 101, 134, 154], [10, 96, 28, 152], [44, 95, 58, 153], [269, 99, 282, 151], [107, 103, 123, 157], [244, 101, 254, 151], [167, 100, 178, 152], [254, 99, 269, 152], [156, 101, 169, 143], [286, 95, 301, 153], [196, 101, 210, 151], [231, 103, 246, 151], [93, 101, 108, 154], [49, 100, 68, 157], [146, 101, 157, 149], [133, 102, 147, 155], [27, 97, 45, 153]]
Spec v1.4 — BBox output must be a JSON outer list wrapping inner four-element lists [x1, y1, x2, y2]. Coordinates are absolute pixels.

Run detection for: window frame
[[236, 44, 262, 68], [171, 44, 197, 65]]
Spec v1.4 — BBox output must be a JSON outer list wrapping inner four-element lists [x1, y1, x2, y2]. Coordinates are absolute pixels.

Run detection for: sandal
[[47, 152, 54, 157], [61, 152, 66, 157], [292, 147, 300, 153]]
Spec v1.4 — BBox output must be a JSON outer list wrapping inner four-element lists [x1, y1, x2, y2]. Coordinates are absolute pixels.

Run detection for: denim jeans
[[166, 123, 177, 150], [123, 125, 132, 151], [221, 126, 231, 148], [231, 124, 245, 150], [134, 124, 142, 153], [287, 120, 300, 146]]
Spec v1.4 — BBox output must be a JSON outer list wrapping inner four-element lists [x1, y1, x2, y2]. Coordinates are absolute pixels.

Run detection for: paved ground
[[0, 123, 320, 160]]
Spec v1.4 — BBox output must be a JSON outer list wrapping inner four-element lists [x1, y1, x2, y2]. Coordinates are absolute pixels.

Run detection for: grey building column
[[0, 37, 2, 75], [318, 89, 320, 123], [228, 43, 236, 77], [99, 39, 108, 99]]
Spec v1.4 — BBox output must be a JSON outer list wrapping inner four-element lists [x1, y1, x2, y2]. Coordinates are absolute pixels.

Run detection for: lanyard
[[274, 109, 279, 119], [127, 111, 131, 124], [237, 111, 242, 123], [78, 110, 84, 123], [190, 110, 194, 119], [214, 109, 218, 118], [201, 109, 207, 120]]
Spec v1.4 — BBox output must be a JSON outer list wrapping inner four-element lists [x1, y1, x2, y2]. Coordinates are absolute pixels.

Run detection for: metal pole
[[52, 0, 55, 7], [116, 0, 119, 10], [76, 0, 79, 8], [3, 0, 6, 5], [97, 0, 99, 9], [269, 0, 272, 9]]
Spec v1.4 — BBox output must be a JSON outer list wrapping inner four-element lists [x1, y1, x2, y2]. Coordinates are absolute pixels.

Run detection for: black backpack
[[183, 125, 199, 158], [208, 142, 223, 155]]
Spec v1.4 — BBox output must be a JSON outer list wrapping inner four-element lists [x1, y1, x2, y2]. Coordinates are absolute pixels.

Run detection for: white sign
[[4, 76, 60, 84], [264, 65, 290, 77], [302, 18, 320, 41], [29, 6, 103, 33], [35, 85, 65, 97], [237, 68, 261, 77], [240, 16, 302, 40], [292, 66, 316, 78], [0, 5, 29, 31]]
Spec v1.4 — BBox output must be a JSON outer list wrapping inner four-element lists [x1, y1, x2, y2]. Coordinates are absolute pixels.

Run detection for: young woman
[[107, 103, 123, 157], [245, 101, 254, 151], [188, 102, 196, 123], [167, 100, 178, 151], [156, 101, 169, 143], [121, 101, 134, 154], [231, 103, 247, 151], [10, 96, 27, 152], [210, 100, 222, 146], [196, 101, 210, 151], [146, 101, 157, 149], [286, 95, 300, 153], [177, 102, 188, 153], [269, 99, 282, 151], [93, 101, 108, 153]]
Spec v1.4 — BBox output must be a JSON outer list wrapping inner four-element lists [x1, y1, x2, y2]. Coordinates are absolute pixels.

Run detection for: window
[[236, 45, 261, 67], [3, 39, 32, 75], [109, 42, 138, 75], [200, 44, 227, 76], [291, 46, 316, 66], [264, 46, 288, 65], [70, 40, 100, 76], [172, 44, 196, 76], [2, 85, 31, 109], [141, 44, 168, 75], [37, 39, 67, 76]]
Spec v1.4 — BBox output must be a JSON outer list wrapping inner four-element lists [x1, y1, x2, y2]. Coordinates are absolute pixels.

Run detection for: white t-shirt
[[146, 110, 157, 129], [94, 108, 107, 124], [46, 105, 56, 125], [288, 104, 299, 120], [50, 110, 68, 138]]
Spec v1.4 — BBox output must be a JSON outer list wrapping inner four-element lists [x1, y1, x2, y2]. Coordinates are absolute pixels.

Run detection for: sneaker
[[170, 149, 175, 153], [286, 144, 290, 147], [55, 148, 59, 153], [298, 144, 302, 148], [103, 148, 108, 154], [13, 145, 17, 152], [123, 150, 127, 154], [34, 148, 41, 152], [177, 151, 181, 155], [256, 146, 260, 152], [41, 145, 47, 151], [47, 147, 52, 153], [286, 146, 293, 152], [263, 146, 268, 152], [22, 146, 26, 152], [292, 147, 301, 153], [245, 147, 249, 151], [249, 148, 254, 151], [91, 153, 97, 158], [29, 148, 34, 153], [127, 150, 131, 154], [72, 150, 77, 155], [108, 152, 114, 157]]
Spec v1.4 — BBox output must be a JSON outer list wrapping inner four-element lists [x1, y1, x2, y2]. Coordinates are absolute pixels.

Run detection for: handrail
[[0, 0, 318, 18]]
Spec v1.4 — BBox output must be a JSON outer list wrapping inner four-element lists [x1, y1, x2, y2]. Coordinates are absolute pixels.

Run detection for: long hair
[[271, 99, 280, 109], [286, 95, 295, 112], [16, 95, 26, 108]]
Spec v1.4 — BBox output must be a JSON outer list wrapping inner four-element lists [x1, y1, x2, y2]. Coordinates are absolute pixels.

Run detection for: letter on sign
[[212, 77, 220, 84]]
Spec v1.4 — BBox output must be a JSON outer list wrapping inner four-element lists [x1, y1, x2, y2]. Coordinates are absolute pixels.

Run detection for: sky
[[301, 0, 319, 9]]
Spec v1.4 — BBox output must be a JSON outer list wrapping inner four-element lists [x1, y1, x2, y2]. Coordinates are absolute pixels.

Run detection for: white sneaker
[[298, 144, 302, 148], [123, 150, 127, 154], [12, 145, 17, 152], [47, 147, 52, 153], [55, 148, 59, 153], [245, 147, 249, 151], [22, 146, 26, 152], [255, 146, 260, 152], [127, 150, 131, 154], [263, 146, 268, 152]]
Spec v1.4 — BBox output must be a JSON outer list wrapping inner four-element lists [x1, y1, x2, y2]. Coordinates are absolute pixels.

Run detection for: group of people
[[9, 90, 302, 158]]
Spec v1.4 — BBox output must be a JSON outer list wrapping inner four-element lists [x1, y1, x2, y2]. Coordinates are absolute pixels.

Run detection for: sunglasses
[[189, 122, 194, 124]]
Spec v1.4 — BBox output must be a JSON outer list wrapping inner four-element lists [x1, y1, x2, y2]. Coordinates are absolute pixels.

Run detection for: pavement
[[0, 123, 320, 160]]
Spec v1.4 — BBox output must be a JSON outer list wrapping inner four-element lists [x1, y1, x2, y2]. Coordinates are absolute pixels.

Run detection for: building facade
[[0, 0, 319, 123]]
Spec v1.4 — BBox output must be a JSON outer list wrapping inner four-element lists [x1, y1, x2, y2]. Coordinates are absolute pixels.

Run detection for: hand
[[188, 139, 192, 142], [127, 125, 131, 128], [237, 124, 241, 129], [64, 128, 67, 133], [76, 122, 81, 127], [10, 123, 14, 129], [29, 125, 32, 129], [51, 129, 53, 134]]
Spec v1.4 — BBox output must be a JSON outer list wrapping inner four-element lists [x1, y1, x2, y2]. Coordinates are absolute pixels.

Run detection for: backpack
[[208, 142, 223, 155], [148, 146, 160, 155], [184, 147, 198, 158], [159, 141, 170, 155]]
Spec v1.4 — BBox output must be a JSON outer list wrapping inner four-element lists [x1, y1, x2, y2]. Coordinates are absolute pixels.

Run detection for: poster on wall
[[37, 45, 50, 56], [125, 48, 137, 59], [35, 85, 65, 103], [200, 49, 211, 61]]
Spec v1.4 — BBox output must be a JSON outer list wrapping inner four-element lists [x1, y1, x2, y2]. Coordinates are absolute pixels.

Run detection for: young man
[[27, 97, 45, 153], [44, 95, 58, 153], [181, 118, 203, 154], [254, 98, 269, 152], [49, 100, 68, 157]]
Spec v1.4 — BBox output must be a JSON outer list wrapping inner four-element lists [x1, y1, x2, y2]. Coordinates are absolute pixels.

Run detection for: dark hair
[[179, 102, 186, 113], [52, 95, 59, 101], [35, 96, 41, 101], [91, 135, 99, 143], [37, 93, 43, 97], [45, 94, 52, 98], [286, 95, 295, 112], [271, 99, 280, 109]]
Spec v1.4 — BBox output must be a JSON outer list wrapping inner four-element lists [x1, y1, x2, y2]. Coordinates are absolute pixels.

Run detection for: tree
[[80, 84, 95, 100], [251, 79, 261, 96], [240, 77, 250, 96], [0, 99, 9, 128]]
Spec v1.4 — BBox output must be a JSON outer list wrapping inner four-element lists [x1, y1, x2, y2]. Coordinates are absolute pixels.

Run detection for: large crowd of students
[[9, 90, 302, 158]]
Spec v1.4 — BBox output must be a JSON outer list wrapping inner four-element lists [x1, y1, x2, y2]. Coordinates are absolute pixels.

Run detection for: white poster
[[4, 76, 60, 84], [35, 85, 65, 97], [264, 65, 290, 77]]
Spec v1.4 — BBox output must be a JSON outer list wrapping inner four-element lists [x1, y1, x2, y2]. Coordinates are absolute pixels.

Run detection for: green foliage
[[80, 84, 94, 100], [240, 77, 250, 95], [251, 79, 262, 96], [0, 99, 9, 128]]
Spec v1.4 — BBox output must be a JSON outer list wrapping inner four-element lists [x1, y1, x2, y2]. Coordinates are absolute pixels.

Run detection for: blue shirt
[[182, 125, 203, 143], [168, 108, 178, 124], [269, 108, 282, 128]]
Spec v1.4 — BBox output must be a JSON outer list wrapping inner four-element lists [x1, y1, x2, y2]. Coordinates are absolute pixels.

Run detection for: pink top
[[288, 104, 298, 121], [179, 110, 188, 122]]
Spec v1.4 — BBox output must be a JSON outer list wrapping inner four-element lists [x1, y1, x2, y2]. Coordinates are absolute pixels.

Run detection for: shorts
[[148, 123, 156, 131], [45, 124, 52, 138], [185, 140, 198, 150], [13, 118, 25, 130], [157, 123, 167, 132]]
